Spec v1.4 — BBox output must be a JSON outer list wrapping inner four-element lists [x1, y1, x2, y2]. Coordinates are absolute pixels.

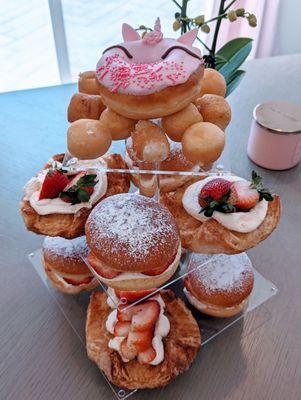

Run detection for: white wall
[[272, 0, 301, 56]]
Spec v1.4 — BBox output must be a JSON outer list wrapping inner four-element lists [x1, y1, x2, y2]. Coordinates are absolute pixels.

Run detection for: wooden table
[[1, 54, 300, 400]]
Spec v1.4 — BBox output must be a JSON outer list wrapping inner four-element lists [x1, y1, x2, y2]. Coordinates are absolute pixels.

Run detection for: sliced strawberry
[[87, 253, 121, 279], [127, 329, 154, 352], [143, 264, 169, 276], [198, 178, 232, 207], [230, 181, 259, 211], [39, 169, 69, 200], [115, 288, 157, 303], [64, 171, 86, 191], [137, 347, 156, 364], [114, 321, 131, 337], [63, 276, 93, 286], [117, 305, 135, 322], [131, 301, 160, 332], [120, 338, 137, 360]]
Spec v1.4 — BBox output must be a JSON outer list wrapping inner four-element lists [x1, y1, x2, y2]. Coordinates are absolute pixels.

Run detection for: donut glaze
[[85, 193, 180, 273], [96, 19, 203, 95]]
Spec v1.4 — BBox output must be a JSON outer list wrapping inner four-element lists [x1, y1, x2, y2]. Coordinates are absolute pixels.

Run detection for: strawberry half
[[114, 321, 131, 337], [117, 305, 136, 322], [120, 338, 137, 360], [127, 329, 154, 352], [229, 181, 259, 211], [115, 289, 157, 303], [137, 347, 156, 364], [63, 276, 93, 286], [39, 169, 69, 200], [87, 253, 120, 279], [131, 301, 160, 332]]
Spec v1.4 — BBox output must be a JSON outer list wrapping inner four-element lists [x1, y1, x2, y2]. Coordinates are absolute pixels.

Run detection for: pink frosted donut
[[95, 18, 204, 119]]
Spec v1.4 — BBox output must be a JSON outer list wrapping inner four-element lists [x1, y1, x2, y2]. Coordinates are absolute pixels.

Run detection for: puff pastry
[[86, 290, 201, 389], [160, 182, 281, 254]]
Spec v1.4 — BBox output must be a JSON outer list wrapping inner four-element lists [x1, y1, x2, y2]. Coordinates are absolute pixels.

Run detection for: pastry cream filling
[[93, 243, 181, 283], [106, 293, 170, 365], [183, 287, 248, 313], [182, 175, 268, 233], [23, 158, 108, 215]]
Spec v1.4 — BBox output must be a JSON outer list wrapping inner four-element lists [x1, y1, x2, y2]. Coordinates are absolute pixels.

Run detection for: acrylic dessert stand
[[28, 142, 278, 399]]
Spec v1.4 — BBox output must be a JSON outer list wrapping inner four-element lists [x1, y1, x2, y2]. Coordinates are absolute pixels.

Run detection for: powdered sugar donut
[[96, 18, 204, 119], [42, 236, 98, 294], [85, 193, 181, 290], [184, 253, 254, 317]]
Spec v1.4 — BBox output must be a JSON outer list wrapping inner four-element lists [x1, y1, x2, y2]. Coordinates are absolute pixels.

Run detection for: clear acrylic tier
[[28, 249, 278, 400]]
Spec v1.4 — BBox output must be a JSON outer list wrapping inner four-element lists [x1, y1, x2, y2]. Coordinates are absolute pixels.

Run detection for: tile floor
[[0, 0, 211, 93]]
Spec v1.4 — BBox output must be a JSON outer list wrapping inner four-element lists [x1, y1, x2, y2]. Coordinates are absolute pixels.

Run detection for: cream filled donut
[[96, 18, 204, 119], [184, 253, 254, 317], [42, 235, 98, 294], [85, 193, 181, 290], [125, 138, 202, 192]]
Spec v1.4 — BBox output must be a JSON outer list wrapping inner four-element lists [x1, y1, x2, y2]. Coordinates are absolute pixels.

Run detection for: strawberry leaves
[[59, 173, 98, 205], [200, 189, 236, 217], [250, 171, 273, 202]]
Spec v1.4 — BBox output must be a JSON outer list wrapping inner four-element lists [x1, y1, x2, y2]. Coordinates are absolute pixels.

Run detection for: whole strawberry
[[198, 178, 235, 217]]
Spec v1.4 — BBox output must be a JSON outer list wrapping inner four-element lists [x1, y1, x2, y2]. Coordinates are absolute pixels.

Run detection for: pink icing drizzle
[[96, 53, 187, 92]]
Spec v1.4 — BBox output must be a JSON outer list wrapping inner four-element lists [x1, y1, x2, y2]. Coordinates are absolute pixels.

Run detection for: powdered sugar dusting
[[43, 236, 89, 261], [190, 253, 253, 294], [87, 193, 179, 267]]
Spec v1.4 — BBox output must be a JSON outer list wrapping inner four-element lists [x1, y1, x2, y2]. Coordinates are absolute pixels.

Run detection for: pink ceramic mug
[[247, 101, 301, 170]]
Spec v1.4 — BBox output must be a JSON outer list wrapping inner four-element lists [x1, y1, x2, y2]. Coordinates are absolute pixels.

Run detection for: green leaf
[[77, 188, 90, 203], [225, 70, 245, 97], [216, 38, 252, 81]]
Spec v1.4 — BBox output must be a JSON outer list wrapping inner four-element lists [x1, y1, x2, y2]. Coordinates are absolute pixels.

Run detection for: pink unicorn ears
[[122, 23, 141, 41], [177, 28, 198, 46]]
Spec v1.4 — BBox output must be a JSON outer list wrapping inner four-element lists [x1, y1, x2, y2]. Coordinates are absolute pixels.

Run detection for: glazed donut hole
[[131, 120, 170, 162], [182, 122, 225, 165], [161, 103, 203, 142], [198, 68, 226, 98], [99, 108, 137, 140], [195, 94, 231, 131], [67, 119, 112, 159], [67, 92, 106, 122], [78, 71, 99, 95]]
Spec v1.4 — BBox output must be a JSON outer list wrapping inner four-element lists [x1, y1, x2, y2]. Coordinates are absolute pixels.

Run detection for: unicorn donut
[[95, 18, 204, 120]]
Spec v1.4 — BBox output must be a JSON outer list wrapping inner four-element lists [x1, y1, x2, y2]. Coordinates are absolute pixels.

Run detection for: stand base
[[29, 249, 277, 399]]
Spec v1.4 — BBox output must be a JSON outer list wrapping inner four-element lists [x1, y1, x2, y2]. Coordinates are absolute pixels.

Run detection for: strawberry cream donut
[[85, 193, 181, 290], [42, 235, 98, 295], [95, 18, 204, 120]]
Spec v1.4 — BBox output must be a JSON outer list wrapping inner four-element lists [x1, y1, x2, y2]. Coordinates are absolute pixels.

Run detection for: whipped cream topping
[[184, 287, 248, 313], [23, 158, 108, 215], [93, 243, 181, 284], [106, 293, 170, 365], [182, 175, 268, 233]]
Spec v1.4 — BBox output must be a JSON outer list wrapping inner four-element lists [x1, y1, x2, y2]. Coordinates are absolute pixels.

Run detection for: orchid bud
[[195, 15, 205, 26], [236, 8, 245, 17], [227, 10, 237, 22], [248, 14, 257, 27], [173, 20, 181, 31], [201, 24, 210, 33]]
